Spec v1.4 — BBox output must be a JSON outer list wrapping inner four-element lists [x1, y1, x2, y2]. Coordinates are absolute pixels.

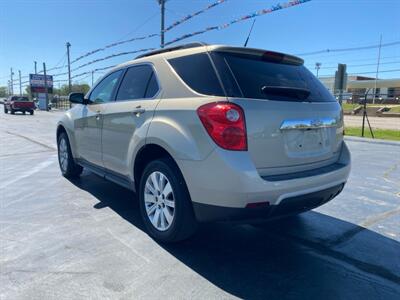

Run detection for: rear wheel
[[3, 107, 7, 114], [139, 158, 197, 243], [30, 110, 34, 115], [23, 111, 26, 115], [57, 132, 83, 178], [10, 109, 15, 114]]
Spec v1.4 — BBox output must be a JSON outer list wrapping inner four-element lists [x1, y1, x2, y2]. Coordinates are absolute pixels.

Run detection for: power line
[[307, 55, 400, 65], [163, 0, 227, 32], [164, 0, 312, 46], [71, 64, 117, 80], [296, 40, 400, 56], [306, 61, 400, 69], [71, 0, 227, 64], [71, 48, 155, 72], [348, 69, 400, 75]]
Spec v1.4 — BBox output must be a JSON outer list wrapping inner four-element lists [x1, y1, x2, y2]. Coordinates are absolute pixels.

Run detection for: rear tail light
[[197, 101, 247, 151]]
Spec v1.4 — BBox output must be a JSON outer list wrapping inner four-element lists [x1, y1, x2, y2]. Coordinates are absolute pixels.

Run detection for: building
[[319, 75, 400, 103]]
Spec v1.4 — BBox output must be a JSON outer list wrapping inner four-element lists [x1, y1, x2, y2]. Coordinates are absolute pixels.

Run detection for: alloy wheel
[[144, 171, 175, 231], [58, 138, 69, 172]]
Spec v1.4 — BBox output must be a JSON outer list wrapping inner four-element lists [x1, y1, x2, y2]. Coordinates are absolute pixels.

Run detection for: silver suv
[[57, 43, 351, 242]]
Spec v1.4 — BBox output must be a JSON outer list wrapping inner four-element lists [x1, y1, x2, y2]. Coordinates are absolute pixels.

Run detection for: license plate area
[[283, 128, 331, 158]]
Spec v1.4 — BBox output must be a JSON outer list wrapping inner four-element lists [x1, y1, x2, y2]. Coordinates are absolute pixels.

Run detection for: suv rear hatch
[[167, 46, 343, 175], [211, 48, 343, 175]]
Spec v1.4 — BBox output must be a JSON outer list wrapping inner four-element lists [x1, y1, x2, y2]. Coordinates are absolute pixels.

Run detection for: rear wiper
[[261, 85, 311, 100]]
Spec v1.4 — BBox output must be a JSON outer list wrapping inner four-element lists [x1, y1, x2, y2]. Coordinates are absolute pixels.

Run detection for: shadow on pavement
[[70, 172, 400, 299]]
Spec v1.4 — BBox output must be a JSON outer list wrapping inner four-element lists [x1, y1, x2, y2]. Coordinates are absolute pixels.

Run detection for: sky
[[1, 0, 399, 90]]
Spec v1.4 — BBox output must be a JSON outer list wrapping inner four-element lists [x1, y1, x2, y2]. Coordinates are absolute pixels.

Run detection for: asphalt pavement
[[344, 115, 400, 130], [1, 108, 399, 299]]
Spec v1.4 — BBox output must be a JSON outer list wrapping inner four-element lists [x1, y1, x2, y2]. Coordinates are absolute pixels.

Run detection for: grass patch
[[389, 106, 400, 113], [341, 104, 400, 113], [345, 127, 400, 141], [342, 103, 359, 112]]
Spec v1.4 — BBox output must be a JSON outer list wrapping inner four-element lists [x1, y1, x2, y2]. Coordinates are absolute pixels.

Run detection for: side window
[[144, 72, 158, 98], [116, 65, 159, 101], [89, 70, 122, 103], [168, 53, 224, 96]]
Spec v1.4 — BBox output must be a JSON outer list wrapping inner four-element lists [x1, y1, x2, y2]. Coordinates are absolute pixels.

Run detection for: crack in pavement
[[265, 228, 400, 287], [5, 131, 56, 151], [326, 207, 400, 248]]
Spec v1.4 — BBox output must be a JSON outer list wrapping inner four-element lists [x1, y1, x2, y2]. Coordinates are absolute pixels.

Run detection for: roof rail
[[136, 42, 208, 59]]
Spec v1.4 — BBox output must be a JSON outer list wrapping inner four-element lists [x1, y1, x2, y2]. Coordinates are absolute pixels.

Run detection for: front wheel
[[139, 158, 197, 243], [57, 132, 83, 178]]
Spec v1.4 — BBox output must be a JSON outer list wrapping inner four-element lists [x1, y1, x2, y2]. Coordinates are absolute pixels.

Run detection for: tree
[[0, 86, 7, 97], [53, 84, 90, 96]]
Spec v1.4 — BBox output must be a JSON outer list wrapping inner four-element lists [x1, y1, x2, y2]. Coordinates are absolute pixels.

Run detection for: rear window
[[11, 96, 29, 101], [213, 52, 334, 102], [168, 53, 224, 96]]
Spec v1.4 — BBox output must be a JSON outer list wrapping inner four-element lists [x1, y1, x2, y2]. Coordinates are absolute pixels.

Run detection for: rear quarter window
[[168, 53, 224, 96]]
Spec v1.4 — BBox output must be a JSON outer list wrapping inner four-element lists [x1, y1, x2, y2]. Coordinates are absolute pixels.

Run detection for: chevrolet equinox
[[57, 43, 351, 242]]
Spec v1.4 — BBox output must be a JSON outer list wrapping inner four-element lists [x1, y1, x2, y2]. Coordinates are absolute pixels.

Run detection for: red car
[[4, 96, 35, 115]]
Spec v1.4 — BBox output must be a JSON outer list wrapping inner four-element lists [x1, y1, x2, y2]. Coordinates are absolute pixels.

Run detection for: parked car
[[57, 43, 351, 242], [4, 96, 35, 115]]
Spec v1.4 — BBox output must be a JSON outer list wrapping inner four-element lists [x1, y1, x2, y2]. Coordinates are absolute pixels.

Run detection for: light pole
[[158, 0, 165, 48], [18, 70, 22, 96], [315, 62, 322, 78], [66, 42, 72, 94], [10, 68, 14, 95], [373, 34, 382, 104]]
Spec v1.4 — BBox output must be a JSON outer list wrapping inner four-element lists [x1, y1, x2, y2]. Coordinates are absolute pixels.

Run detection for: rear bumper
[[11, 107, 34, 111], [176, 142, 351, 217], [193, 183, 344, 222]]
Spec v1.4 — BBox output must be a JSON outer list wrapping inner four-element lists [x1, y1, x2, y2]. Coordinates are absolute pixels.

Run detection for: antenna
[[244, 19, 256, 47]]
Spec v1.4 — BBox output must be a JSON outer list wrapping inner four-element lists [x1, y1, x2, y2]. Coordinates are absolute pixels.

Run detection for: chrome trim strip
[[280, 117, 337, 130]]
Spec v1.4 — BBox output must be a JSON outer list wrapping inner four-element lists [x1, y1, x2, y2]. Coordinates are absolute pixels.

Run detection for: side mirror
[[69, 92, 87, 104]]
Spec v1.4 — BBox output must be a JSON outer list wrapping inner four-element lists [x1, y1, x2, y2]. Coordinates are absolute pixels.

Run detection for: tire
[[3, 107, 7, 114], [30, 110, 34, 115], [57, 132, 83, 178], [10, 109, 15, 115], [139, 158, 197, 243], [23, 111, 26, 115]]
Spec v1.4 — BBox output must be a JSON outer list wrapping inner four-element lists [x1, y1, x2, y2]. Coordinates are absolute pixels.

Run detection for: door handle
[[132, 106, 146, 116], [95, 110, 101, 120]]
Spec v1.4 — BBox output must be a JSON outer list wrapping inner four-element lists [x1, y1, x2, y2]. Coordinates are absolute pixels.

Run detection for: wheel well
[[134, 144, 175, 189], [56, 125, 67, 141]]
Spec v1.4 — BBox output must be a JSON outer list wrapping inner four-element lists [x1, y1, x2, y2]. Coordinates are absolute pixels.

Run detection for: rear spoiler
[[211, 46, 304, 66]]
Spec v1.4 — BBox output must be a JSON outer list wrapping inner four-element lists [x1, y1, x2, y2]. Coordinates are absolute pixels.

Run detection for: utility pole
[[315, 62, 322, 78], [91, 70, 94, 86], [18, 70, 22, 96], [10, 68, 14, 95], [158, 0, 165, 48], [373, 34, 382, 104], [7, 80, 11, 96], [66, 42, 72, 93], [34, 61, 37, 74], [43, 62, 49, 111]]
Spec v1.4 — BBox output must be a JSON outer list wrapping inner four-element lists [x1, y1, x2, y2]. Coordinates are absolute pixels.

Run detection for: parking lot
[[1, 108, 399, 299]]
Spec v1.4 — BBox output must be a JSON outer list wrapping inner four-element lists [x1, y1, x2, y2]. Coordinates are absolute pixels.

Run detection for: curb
[[344, 136, 400, 146]]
